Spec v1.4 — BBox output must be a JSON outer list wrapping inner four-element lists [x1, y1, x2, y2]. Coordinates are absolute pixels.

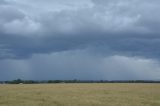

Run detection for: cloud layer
[[0, 0, 160, 80]]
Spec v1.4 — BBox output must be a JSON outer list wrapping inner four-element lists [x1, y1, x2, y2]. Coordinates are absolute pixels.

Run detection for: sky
[[0, 0, 160, 80]]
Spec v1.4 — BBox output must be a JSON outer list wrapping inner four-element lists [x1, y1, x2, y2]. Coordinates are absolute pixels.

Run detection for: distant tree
[[12, 79, 23, 84], [48, 80, 53, 83]]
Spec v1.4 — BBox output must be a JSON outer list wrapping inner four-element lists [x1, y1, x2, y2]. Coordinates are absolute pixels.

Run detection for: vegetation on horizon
[[1, 79, 160, 84]]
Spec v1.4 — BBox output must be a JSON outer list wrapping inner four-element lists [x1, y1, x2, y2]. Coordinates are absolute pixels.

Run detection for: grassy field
[[0, 83, 160, 106]]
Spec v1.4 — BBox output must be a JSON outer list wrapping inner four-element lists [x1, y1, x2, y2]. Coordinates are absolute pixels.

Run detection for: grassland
[[0, 83, 160, 106]]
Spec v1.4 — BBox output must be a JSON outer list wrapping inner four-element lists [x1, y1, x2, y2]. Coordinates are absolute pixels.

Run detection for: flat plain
[[0, 83, 160, 106]]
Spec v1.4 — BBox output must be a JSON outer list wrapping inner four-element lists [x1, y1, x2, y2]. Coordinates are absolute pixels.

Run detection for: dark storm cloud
[[1, 51, 160, 80], [1, 33, 160, 59], [0, 0, 160, 80], [0, 0, 160, 59]]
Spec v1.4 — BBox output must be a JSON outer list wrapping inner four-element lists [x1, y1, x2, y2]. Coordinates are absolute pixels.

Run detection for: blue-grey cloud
[[0, 0, 160, 80], [0, 0, 160, 59], [0, 0, 7, 5], [0, 50, 160, 80]]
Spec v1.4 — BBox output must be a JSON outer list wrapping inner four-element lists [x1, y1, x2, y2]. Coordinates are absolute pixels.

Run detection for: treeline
[[0, 79, 160, 84]]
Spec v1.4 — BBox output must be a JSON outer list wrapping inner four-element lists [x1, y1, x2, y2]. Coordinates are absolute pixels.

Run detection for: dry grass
[[0, 83, 160, 106]]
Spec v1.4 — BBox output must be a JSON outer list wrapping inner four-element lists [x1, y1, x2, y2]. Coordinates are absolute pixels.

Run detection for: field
[[0, 83, 160, 106]]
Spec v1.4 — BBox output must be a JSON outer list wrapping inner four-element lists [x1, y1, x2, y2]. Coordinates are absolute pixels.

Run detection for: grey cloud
[[0, 51, 160, 80], [0, 0, 160, 80], [1, 33, 160, 60], [2, 0, 160, 35], [0, 0, 7, 5], [28, 52, 160, 80], [0, 8, 24, 22]]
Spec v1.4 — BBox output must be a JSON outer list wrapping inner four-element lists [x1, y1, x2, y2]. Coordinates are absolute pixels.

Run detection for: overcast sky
[[0, 0, 160, 80]]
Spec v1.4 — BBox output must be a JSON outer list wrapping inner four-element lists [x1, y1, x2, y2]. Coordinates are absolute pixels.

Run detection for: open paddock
[[0, 83, 160, 106]]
